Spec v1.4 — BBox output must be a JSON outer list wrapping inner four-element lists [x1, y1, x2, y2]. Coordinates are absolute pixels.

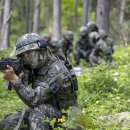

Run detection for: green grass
[[0, 45, 130, 129]]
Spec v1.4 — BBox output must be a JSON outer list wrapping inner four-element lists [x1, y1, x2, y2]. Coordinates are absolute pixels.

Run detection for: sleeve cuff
[[13, 79, 25, 90]]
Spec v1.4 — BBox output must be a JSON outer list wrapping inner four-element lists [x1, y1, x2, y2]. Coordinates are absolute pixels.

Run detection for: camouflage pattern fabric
[[89, 38, 109, 66], [59, 38, 73, 57], [98, 29, 114, 62], [47, 38, 66, 61], [0, 110, 29, 130], [74, 36, 93, 65], [0, 50, 78, 130], [0, 105, 62, 130], [15, 33, 42, 56], [104, 37, 114, 62]]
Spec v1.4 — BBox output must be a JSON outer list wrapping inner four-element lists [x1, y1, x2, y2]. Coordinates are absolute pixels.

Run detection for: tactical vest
[[22, 58, 78, 110], [48, 59, 78, 110]]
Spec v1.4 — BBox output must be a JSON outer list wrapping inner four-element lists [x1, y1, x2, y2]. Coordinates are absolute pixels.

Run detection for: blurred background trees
[[96, 0, 110, 33], [0, 0, 130, 48]]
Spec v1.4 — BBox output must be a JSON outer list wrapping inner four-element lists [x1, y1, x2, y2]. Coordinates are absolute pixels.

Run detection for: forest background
[[0, 0, 130, 129]]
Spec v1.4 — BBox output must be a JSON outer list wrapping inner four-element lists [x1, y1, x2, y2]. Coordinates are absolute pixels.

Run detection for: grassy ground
[[0, 45, 130, 129]]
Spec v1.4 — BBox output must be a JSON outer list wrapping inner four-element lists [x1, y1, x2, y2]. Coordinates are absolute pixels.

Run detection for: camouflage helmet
[[99, 29, 108, 39], [79, 26, 88, 36], [89, 32, 100, 44], [87, 21, 98, 32], [15, 33, 47, 56], [64, 31, 73, 41]]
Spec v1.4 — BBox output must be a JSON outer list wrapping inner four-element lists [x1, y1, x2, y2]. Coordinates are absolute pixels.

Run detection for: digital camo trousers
[[0, 104, 62, 130]]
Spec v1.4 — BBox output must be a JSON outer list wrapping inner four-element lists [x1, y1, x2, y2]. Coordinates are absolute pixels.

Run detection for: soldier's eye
[[22, 51, 32, 58], [18, 55, 24, 58]]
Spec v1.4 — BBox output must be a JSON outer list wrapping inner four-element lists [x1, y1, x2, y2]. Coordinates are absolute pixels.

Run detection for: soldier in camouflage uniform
[[74, 26, 94, 65], [0, 33, 78, 130], [48, 37, 66, 61], [86, 22, 110, 66], [59, 31, 74, 58], [99, 29, 114, 62], [43, 35, 66, 61], [89, 32, 109, 66], [87, 21, 99, 34], [43, 34, 52, 45]]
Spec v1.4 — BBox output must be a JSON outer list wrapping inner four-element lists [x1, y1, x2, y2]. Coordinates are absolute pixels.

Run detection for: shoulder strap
[[14, 108, 26, 130], [64, 59, 78, 91]]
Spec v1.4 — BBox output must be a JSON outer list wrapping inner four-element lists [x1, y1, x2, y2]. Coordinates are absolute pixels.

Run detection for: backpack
[[64, 58, 78, 92]]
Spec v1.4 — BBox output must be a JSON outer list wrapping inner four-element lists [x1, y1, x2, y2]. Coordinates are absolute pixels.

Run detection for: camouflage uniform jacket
[[89, 38, 109, 66], [47, 41, 66, 61], [48, 41, 61, 54], [59, 38, 73, 56], [105, 37, 114, 54], [13, 56, 78, 110], [91, 38, 109, 56], [75, 36, 93, 57]]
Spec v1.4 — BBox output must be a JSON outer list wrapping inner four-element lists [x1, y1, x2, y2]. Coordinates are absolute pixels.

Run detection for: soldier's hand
[[0, 65, 19, 84], [83, 51, 86, 57], [18, 72, 24, 80]]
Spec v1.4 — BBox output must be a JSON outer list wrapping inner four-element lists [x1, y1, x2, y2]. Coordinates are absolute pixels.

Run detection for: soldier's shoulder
[[106, 37, 114, 45], [49, 60, 68, 73]]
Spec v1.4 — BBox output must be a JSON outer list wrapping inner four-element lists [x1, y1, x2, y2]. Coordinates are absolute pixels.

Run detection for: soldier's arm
[[66, 44, 73, 54], [69, 43, 73, 52], [12, 66, 62, 108]]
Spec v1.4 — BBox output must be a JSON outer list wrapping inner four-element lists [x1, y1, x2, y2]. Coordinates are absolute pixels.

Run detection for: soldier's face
[[21, 50, 40, 68]]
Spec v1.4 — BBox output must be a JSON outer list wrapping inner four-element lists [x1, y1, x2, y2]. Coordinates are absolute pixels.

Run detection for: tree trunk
[[119, 0, 125, 24], [33, 0, 40, 33], [1, 0, 11, 49], [82, 0, 91, 26], [96, 0, 110, 33], [74, 0, 78, 32], [88, 0, 92, 21], [0, 0, 4, 35], [25, 0, 33, 33], [43, 0, 53, 29], [44, 2, 49, 28], [53, 0, 61, 40]]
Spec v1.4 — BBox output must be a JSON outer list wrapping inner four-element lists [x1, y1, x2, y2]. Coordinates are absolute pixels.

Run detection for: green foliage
[[0, 75, 25, 119], [0, 49, 14, 58], [0, 45, 130, 130], [76, 45, 130, 129], [61, 0, 82, 30]]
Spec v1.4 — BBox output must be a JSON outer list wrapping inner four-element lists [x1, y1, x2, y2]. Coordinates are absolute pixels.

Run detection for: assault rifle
[[0, 57, 24, 90]]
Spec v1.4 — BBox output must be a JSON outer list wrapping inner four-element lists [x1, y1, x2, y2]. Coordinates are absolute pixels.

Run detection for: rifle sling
[[14, 108, 26, 130]]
